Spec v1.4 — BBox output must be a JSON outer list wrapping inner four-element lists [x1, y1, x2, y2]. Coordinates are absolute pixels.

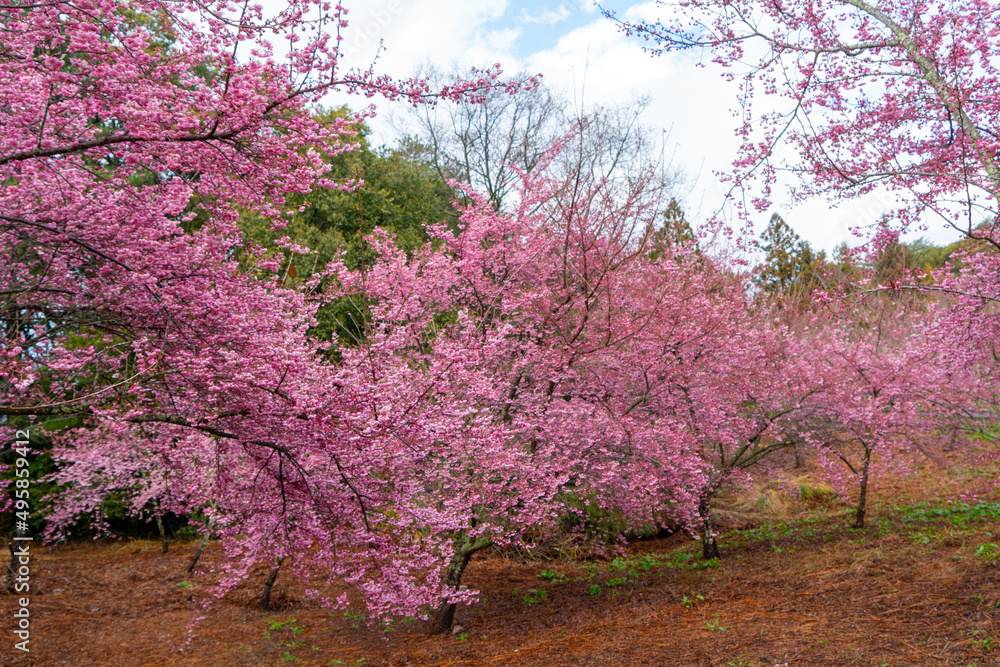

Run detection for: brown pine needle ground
[[6, 458, 1000, 666]]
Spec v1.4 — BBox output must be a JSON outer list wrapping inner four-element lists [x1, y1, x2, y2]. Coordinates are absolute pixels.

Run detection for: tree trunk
[[853, 447, 872, 529], [259, 556, 286, 611], [187, 531, 211, 574], [429, 534, 493, 634], [155, 513, 168, 554], [794, 443, 806, 469], [430, 551, 472, 634], [699, 496, 720, 560], [2, 543, 15, 593]]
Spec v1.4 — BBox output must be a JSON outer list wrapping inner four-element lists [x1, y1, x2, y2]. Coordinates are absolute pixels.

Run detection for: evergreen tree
[[238, 107, 463, 349], [649, 199, 700, 263], [755, 214, 827, 301]]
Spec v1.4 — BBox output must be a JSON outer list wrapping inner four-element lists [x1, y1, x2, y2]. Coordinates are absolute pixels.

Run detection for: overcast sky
[[320, 0, 962, 254]]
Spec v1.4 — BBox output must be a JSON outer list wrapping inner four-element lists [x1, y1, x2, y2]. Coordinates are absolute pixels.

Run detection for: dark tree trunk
[[153, 499, 169, 553], [156, 514, 168, 554], [259, 556, 286, 611], [430, 551, 472, 635], [699, 496, 720, 560], [794, 443, 806, 468], [853, 447, 872, 529], [701, 523, 720, 560], [187, 531, 211, 574], [2, 543, 15, 593], [432, 598, 458, 635], [429, 534, 493, 634]]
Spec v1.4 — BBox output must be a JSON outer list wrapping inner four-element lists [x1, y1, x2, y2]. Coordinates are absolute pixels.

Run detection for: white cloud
[[485, 27, 523, 53], [336, 0, 514, 74], [525, 17, 745, 218], [623, 1, 673, 23], [520, 4, 571, 25], [306, 1, 961, 251]]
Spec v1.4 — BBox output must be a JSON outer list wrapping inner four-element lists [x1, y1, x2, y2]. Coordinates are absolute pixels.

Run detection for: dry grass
[[713, 471, 841, 529]]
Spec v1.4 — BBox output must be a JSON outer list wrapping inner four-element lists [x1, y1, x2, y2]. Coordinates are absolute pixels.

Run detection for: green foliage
[[704, 613, 729, 631], [237, 106, 462, 351], [557, 491, 666, 544], [901, 502, 1000, 527], [682, 592, 704, 608], [649, 199, 699, 260], [576, 548, 713, 600], [692, 557, 720, 570], [754, 213, 827, 301], [341, 611, 365, 628], [975, 543, 1000, 562], [269, 618, 302, 633], [907, 237, 960, 271], [522, 589, 547, 604], [906, 226, 997, 275]]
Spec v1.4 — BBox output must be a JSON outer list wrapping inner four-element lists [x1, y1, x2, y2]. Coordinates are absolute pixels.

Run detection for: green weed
[[523, 589, 548, 604], [682, 592, 704, 608], [705, 614, 729, 632], [537, 569, 568, 584]]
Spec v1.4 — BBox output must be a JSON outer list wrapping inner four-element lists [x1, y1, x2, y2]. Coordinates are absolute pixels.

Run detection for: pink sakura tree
[[923, 247, 1000, 463], [786, 301, 971, 528], [329, 131, 830, 590], [0, 0, 547, 624], [608, 1, 1000, 484], [605, 0, 1000, 237], [667, 314, 821, 558], [324, 149, 715, 628], [0, 0, 529, 421]]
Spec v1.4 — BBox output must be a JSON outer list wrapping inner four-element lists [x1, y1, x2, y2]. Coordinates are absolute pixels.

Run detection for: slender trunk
[[794, 443, 806, 469], [186, 531, 211, 574], [259, 556, 286, 611], [699, 496, 720, 560], [3, 543, 15, 593], [429, 534, 493, 634], [430, 551, 471, 635], [853, 446, 872, 529], [155, 513, 168, 554]]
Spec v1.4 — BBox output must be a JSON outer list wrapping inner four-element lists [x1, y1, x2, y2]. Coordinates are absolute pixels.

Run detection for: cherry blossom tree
[[328, 132, 834, 605], [606, 1, 1000, 241], [324, 146, 715, 629], [608, 1, 1000, 493], [0, 0, 529, 421], [0, 0, 544, 624], [790, 307, 962, 527]]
